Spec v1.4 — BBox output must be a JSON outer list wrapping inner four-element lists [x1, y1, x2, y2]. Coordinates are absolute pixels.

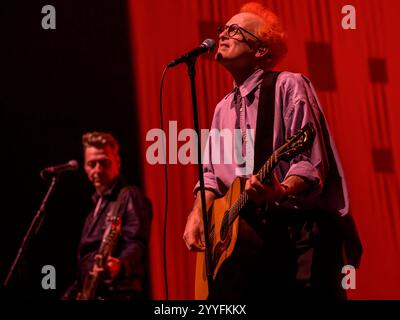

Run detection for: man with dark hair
[[183, 3, 362, 299], [63, 132, 151, 300]]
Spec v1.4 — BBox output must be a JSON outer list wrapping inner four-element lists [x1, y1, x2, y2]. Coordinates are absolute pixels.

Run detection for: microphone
[[167, 38, 216, 67], [40, 160, 79, 179]]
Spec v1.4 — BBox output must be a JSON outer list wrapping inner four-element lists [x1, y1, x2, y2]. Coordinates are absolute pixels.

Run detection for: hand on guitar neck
[[183, 190, 216, 252], [245, 173, 310, 207], [245, 172, 286, 207]]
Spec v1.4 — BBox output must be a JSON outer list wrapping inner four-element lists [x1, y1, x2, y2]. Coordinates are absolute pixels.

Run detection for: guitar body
[[195, 177, 243, 299]]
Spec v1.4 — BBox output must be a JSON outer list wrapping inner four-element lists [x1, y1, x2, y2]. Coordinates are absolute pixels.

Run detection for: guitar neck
[[224, 123, 315, 227], [228, 152, 280, 224]]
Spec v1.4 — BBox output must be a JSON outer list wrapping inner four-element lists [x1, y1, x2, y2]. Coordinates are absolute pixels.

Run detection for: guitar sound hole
[[220, 211, 229, 241]]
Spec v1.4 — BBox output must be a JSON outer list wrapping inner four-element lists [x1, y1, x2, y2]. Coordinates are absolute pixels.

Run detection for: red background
[[128, 0, 400, 299]]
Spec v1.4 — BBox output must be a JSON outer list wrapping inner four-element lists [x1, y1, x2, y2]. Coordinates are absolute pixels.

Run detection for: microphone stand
[[185, 57, 213, 293], [3, 176, 58, 288]]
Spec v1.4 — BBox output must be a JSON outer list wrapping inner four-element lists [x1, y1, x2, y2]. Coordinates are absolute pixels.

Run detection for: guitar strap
[[237, 71, 281, 246], [253, 71, 281, 174], [239, 70, 281, 239]]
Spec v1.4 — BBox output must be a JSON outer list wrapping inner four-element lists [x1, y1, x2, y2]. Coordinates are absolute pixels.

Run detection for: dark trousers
[[208, 207, 346, 300]]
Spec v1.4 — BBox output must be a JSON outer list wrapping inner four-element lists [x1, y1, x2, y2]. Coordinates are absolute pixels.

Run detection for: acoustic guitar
[[195, 122, 315, 299]]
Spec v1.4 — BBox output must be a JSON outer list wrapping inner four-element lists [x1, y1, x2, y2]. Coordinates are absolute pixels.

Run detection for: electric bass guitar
[[76, 216, 122, 300], [195, 122, 316, 299]]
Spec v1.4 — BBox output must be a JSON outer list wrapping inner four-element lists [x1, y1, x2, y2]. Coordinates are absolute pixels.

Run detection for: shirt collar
[[91, 177, 121, 203], [233, 68, 265, 98]]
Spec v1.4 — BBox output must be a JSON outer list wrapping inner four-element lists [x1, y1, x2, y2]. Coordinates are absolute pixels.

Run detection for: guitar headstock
[[276, 122, 316, 162]]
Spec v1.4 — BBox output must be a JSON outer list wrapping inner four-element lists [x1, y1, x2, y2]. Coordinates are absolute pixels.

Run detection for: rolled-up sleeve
[[193, 104, 226, 197], [193, 130, 222, 196], [282, 75, 330, 198]]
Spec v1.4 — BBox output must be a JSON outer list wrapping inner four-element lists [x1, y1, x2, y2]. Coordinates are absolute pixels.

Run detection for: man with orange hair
[[183, 2, 361, 299]]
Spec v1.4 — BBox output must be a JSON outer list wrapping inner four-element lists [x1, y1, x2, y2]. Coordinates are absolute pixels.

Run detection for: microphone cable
[[159, 66, 169, 300]]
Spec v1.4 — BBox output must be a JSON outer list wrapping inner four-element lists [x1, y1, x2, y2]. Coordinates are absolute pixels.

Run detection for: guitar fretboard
[[225, 145, 284, 227], [219, 122, 314, 233]]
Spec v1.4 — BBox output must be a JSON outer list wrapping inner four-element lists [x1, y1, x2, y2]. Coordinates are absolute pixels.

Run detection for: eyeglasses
[[217, 24, 262, 43]]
